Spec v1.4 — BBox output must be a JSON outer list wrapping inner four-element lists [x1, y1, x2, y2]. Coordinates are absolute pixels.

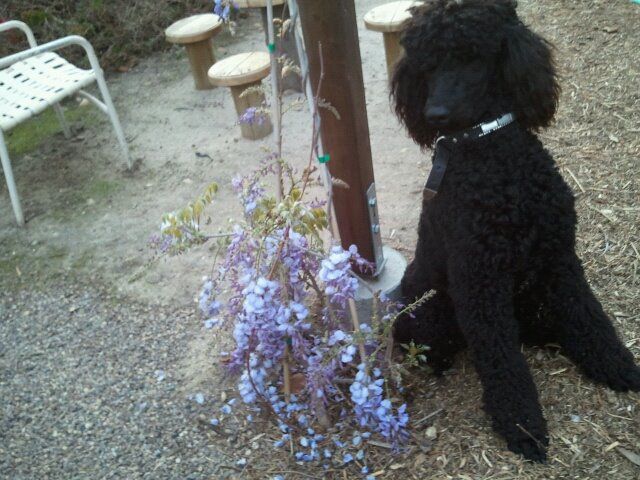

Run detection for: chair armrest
[[0, 35, 103, 74], [0, 20, 37, 48]]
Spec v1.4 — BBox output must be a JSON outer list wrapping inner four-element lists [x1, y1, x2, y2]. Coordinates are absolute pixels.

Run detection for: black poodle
[[391, 0, 640, 462]]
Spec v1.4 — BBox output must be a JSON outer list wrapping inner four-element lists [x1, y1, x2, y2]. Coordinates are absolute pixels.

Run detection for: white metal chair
[[0, 20, 131, 226]]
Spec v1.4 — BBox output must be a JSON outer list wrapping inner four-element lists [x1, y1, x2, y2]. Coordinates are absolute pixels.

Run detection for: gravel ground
[[0, 276, 230, 479]]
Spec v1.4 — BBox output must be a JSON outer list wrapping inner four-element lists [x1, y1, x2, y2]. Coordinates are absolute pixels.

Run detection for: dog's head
[[391, 0, 559, 148]]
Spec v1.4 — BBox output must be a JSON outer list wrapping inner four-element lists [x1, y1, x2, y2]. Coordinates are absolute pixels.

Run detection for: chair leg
[[93, 73, 132, 169], [54, 104, 71, 139], [0, 130, 25, 226]]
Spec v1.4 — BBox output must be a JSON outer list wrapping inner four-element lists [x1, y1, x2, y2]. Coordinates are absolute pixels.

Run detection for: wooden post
[[297, 0, 379, 273]]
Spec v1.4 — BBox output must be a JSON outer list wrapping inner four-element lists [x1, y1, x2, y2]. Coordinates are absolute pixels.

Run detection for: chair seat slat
[[0, 52, 94, 130]]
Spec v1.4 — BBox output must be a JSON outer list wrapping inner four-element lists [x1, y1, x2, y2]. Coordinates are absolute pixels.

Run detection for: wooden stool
[[208, 52, 273, 140], [235, 0, 302, 92], [165, 13, 224, 90], [364, 1, 419, 79]]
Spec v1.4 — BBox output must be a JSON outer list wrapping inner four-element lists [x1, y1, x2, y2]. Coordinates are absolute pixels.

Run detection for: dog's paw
[[581, 355, 640, 392], [603, 365, 640, 393], [490, 408, 549, 463], [506, 433, 549, 463]]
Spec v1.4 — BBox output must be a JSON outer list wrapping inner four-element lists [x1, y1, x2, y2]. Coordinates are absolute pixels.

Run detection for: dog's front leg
[[449, 262, 549, 462], [394, 259, 466, 373]]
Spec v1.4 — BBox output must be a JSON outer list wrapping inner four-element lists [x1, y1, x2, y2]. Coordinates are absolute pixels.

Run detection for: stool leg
[[230, 81, 273, 141], [185, 39, 216, 90], [383, 32, 403, 79]]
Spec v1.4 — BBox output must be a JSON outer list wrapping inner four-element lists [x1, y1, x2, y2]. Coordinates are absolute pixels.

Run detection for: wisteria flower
[[319, 245, 361, 307], [341, 344, 357, 364], [159, 149, 413, 465], [239, 106, 268, 126], [213, 0, 237, 21]]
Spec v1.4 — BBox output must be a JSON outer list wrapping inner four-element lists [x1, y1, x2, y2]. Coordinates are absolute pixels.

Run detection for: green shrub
[[1, 0, 212, 69]]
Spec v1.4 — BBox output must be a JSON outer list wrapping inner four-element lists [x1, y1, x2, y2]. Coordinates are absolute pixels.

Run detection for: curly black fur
[[391, 0, 640, 463]]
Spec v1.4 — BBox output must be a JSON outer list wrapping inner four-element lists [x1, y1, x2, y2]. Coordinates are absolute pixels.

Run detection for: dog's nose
[[425, 105, 450, 124]]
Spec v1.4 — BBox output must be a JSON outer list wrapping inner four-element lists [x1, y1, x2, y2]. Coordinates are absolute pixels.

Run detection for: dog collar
[[423, 112, 516, 202]]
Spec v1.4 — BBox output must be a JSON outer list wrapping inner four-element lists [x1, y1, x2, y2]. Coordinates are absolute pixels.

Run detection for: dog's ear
[[391, 56, 437, 148], [501, 21, 560, 130]]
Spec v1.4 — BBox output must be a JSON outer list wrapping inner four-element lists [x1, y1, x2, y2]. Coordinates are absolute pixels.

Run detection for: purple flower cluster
[[231, 275, 312, 366], [213, 0, 237, 21], [319, 245, 371, 308], [186, 165, 410, 470], [350, 364, 409, 447], [306, 350, 339, 403], [199, 277, 221, 329], [238, 106, 268, 126], [148, 233, 173, 254], [232, 174, 265, 216], [238, 354, 271, 403]]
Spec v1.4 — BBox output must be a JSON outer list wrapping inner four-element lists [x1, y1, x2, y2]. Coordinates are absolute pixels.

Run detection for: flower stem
[[283, 343, 291, 402], [348, 298, 368, 374]]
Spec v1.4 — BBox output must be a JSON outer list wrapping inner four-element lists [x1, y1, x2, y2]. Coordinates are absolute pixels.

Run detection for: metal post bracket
[[366, 182, 386, 277]]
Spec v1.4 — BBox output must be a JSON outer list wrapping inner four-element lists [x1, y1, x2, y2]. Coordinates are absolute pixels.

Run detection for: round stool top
[[208, 51, 271, 87], [165, 14, 223, 44], [364, 1, 420, 33], [234, 0, 285, 7]]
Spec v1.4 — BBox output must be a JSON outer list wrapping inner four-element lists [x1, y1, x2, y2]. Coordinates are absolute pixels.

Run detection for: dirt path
[[1, 1, 639, 478]]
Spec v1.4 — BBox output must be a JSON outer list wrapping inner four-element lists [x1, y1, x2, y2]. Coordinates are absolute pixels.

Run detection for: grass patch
[[0, 251, 26, 277], [46, 244, 70, 260], [71, 248, 97, 270], [47, 179, 122, 222], [86, 179, 121, 199], [5, 102, 99, 157]]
